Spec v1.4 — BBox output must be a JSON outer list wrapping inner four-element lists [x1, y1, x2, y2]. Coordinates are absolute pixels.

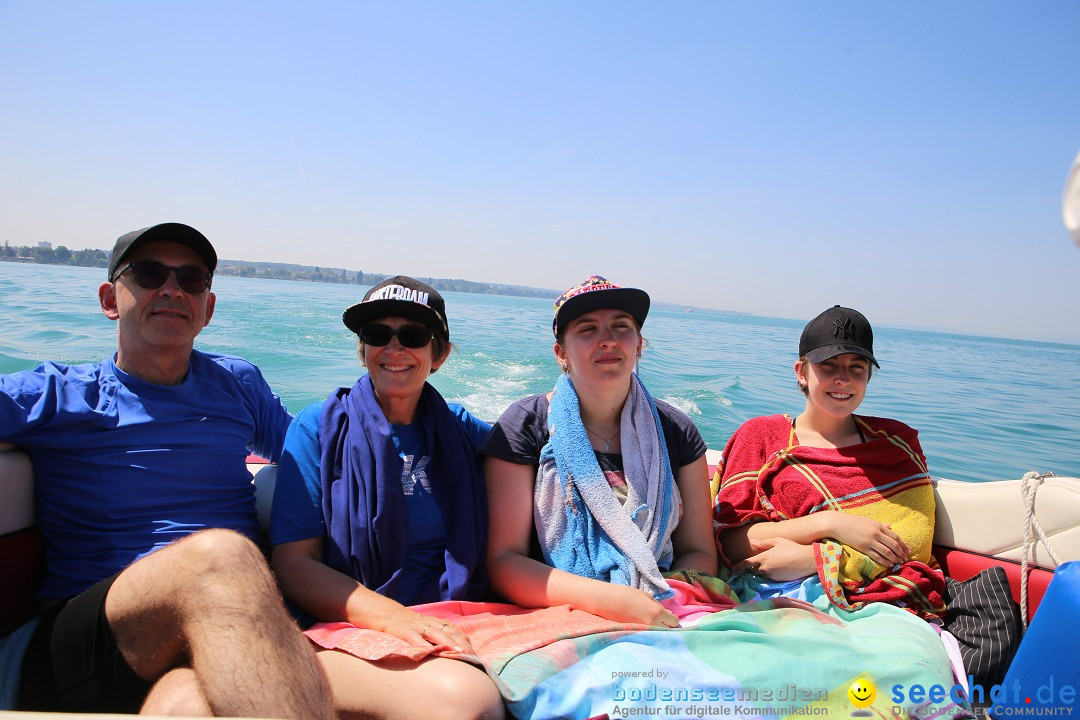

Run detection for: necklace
[[583, 424, 619, 452]]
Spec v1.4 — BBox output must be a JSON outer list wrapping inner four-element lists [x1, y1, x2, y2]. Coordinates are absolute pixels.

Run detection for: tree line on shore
[[1, 242, 108, 267], [0, 242, 553, 299]]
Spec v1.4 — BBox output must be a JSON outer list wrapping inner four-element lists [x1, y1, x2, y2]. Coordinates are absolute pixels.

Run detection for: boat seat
[[0, 448, 34, 537], [933, 476, 1080, 566], [932, 475, 1080, 620], [251, 462, 278, 540], [0, 448, 44, 635]]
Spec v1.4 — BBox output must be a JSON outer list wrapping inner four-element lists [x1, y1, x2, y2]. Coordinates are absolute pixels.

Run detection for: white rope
[[1019, 471, 1063, 631]]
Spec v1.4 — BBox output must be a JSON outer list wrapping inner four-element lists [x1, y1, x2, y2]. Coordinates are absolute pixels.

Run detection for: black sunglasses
[[359, 324, 434, 348], [113, 261, 213, 294]]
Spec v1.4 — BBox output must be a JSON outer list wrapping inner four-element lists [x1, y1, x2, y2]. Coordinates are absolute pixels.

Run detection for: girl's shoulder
[[720, 415, 796, 454], [855, 414, 919, 437], [737, 414, 795, 436], [500, 393, 549, 422], [481, 394, 551, 464], [652, 397, 693, 423]]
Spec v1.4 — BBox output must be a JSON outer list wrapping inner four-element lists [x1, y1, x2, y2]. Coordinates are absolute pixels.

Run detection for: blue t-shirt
[[270, 400, 490, 606], [0, 351, 293, 598]]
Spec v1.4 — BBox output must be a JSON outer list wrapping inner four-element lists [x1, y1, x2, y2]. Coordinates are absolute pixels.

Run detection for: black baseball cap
[[799, 305, 879, 367], [552, 275, 650, 336], [108, 222, 217, 280], [343, 276, 449, 341]]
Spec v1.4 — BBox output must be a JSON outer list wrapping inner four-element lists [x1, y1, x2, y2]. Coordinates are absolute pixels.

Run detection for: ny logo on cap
[[833, 316, 855, 340]]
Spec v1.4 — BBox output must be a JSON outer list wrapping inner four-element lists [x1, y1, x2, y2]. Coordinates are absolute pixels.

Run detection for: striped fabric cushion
[[944, 566, 1022, 688]]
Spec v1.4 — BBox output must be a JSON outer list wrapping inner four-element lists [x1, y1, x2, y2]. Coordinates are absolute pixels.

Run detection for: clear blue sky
[[2, 2, 1078, 342]]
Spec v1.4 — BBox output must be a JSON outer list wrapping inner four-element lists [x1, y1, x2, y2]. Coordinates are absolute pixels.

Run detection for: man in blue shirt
[[1, 223, 332, 717]]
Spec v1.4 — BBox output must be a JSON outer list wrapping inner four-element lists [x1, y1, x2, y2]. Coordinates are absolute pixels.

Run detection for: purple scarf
[[318, 375, 487, 602]]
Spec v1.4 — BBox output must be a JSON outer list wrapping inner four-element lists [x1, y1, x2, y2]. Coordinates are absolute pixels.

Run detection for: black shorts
[[17, 572, 152, 713]]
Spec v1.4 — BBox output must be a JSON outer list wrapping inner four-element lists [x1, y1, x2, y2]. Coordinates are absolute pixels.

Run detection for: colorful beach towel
[[713, 414, 946, 619], [304, 573, 970, 720], [534, 372, 680, 600]]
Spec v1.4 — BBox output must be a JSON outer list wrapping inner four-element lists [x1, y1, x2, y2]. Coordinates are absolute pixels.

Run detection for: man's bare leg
[[105, 528, 333, 719]]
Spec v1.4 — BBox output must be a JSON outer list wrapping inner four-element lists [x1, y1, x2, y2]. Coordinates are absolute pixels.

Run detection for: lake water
[[2, 263, 1078, 483]]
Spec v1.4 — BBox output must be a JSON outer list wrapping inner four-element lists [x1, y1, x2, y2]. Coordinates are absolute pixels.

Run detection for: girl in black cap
[[712, 305, 946, 620], [481, 275, 717, 627], [269, 276, 502, 720]]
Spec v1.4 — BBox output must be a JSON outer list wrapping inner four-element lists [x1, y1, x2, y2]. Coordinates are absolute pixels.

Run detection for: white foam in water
[[659, 396, 700, 418], [456, 392, 515, 422], [435, 352, 551, 420]]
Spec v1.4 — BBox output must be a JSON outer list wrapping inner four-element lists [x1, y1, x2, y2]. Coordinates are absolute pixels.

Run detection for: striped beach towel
[[714, 414, 947, 619]]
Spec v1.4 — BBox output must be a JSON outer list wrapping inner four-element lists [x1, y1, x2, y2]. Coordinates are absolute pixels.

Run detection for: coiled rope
[[1019, 471, 1062, 631]]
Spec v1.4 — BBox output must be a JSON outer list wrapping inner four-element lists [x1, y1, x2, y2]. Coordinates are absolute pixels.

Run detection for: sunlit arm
[[669, 455, 718, 575], [484, 456, 679, 627], [719, 510, 910, 577]]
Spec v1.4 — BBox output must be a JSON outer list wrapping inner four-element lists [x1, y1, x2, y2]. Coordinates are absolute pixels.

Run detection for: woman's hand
[[825, 513, 910, 566], [733, 537, 816, 581], [596, 584, 680, 628], [372, 605, 473, 654], [272, 540, 475, 654]]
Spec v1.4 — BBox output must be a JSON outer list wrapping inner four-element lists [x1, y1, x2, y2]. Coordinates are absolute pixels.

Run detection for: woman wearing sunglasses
[[481, 276, 716, 627], [270, 276, 501, 720]]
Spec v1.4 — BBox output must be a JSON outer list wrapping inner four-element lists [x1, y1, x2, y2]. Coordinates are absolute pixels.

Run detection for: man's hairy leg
[[105, 528, 333, 719]]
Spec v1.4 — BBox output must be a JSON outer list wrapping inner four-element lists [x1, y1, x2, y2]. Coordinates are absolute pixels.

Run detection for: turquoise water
[[2, 263, 1078, 483]]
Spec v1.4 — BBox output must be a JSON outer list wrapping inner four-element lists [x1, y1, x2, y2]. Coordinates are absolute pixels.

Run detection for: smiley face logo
[[848, 677, 876, 709]]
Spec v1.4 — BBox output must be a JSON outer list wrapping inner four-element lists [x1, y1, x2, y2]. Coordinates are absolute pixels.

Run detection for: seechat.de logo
[[891, 676, 1077, 715]]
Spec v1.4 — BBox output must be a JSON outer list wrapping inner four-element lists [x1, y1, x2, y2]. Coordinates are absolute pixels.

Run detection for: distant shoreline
[[4, 255, 1077, 346], [214, 258, 560, 300], [0, 252, 557, 300], [0, 253, 708, 313]]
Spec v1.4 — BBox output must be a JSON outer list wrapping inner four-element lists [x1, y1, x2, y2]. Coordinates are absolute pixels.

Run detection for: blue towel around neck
[[534, 372, 680, 600], [318, 374, 487, 602]]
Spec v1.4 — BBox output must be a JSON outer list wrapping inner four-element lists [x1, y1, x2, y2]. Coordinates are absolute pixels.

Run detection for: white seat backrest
[[0, 450, 35, 536], [251, 464, 278, 537], [934, 476, 1080, 567]]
